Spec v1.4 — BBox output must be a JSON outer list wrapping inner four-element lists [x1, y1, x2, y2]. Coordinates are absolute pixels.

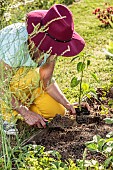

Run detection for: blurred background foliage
[[0, 0, 75, 29]]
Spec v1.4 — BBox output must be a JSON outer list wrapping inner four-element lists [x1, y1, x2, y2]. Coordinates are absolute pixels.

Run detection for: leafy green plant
[[104, 40, 113, 61], [76, 148, 104, 169], [76, 159, 103, 170], [85, 134, 113, 169], [70, 53, 98, 108], [92, 3, 113, 27], [104, 117, 113, 124], [10, 144, 78, 170]]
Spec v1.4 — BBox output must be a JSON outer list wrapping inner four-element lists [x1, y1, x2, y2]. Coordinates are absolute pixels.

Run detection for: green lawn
[[54, 0, 113, 102]]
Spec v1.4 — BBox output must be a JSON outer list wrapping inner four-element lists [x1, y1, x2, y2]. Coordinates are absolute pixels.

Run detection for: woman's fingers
[[25, 114, 47, 128], [36, 122, 43, 128], [81, 102, 90, 110], [73, 102, 90, 111], [40, 119, 47, 128], [73, 102, 79, 106]]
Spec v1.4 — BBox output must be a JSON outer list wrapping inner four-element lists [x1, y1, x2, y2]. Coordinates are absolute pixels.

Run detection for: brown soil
[[19, 87, 113, 163]]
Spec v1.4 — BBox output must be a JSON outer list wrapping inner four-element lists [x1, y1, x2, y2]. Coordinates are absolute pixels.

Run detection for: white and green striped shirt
[[0, 23, 37, 67]]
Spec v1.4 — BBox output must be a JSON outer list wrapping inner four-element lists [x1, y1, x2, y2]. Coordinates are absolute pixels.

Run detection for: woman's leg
[[29, 88, 65, 119]]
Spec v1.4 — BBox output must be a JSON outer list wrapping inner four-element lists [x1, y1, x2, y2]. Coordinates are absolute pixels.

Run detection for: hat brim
[[27, 10, 85, 57]]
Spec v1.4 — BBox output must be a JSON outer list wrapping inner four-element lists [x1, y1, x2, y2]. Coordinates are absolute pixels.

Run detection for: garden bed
[[19, 87, 113, 163]]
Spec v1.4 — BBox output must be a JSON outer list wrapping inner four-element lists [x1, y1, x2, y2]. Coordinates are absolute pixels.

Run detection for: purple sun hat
[[26, 4, 85, 57]]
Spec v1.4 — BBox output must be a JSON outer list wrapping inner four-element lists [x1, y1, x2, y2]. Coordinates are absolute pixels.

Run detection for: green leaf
[[93, 135, 101, 143], [46, 150, 61, 159], [104, 118, 113, 124], [82, 83, 89, 91], [98, 139, 106, 151], [70, 55, 80, 62], [90, 73, 99, 83], [71, 77, 80, 88], [88, 89, 97, 99], [106, 132, 113, 138], [87, 60, 90, 67], [77, 62, 85, 72], [105, 137, 113, 143], [104, 146, 112, 153], [104, 156, 113, 168], [85, 142, 98, 151], [108, 99, 113, 106]]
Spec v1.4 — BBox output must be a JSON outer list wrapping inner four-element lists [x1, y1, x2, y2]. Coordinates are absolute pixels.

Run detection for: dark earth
[[17, 87, 113, 163]]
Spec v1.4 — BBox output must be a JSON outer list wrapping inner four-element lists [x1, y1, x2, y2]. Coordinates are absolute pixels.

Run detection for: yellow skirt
[[1, 67, 65, 122]]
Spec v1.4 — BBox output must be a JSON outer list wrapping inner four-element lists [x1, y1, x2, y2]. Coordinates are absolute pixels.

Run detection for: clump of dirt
[[18, 87, 113, 163]]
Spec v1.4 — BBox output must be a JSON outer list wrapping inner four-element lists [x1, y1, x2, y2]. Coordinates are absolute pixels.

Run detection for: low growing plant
[[92, 3, 113, 27], [10, 144, 78, 170], [85, 134, 113, 169]]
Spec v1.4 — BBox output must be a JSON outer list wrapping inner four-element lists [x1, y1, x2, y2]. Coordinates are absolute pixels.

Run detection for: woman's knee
[[30, 92, 66, 119]]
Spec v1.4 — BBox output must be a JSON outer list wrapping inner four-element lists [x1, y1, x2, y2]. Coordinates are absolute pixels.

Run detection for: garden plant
[[93, 3, 113, 27], [70, 52, 98, 115]]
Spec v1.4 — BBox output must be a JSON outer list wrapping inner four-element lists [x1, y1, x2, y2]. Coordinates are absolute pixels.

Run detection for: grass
[[54, 0, 113, 102]]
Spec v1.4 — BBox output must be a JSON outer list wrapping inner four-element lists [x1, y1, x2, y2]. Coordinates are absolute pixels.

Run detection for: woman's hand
[[73, 102, 90, 111], [66, 102, 90, 115], [12, 97, 48, 128], [23, 110, 48, 128], [66, 103, 76, 115]]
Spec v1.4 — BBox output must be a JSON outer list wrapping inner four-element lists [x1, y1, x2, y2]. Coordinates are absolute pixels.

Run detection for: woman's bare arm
[[39, 56, 76, 114]]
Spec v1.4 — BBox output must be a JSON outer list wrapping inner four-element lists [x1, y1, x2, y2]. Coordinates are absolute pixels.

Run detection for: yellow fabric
[[1, 67, 65, 121], [10, 67, 40, 107], [29, 88, 65, 119], [1, 100, 18, 122]]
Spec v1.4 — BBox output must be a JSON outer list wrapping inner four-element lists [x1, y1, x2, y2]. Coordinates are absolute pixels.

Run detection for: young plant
[[92, 3, 113, 27], [70, 53, 98, 110]]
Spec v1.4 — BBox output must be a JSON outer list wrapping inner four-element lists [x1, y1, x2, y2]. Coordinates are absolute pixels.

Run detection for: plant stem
[[79, 55, 85, 109]]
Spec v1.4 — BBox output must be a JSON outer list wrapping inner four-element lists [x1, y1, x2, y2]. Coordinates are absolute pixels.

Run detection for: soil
[[1, 87, 113, 164], [18, 87, 113, 163]]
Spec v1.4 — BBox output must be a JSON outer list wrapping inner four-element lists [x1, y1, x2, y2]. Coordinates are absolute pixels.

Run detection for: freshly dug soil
[[20, 88, 113, 163]]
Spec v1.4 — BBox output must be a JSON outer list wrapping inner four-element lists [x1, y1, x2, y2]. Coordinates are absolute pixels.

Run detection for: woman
[[0, 4, 89, 130]]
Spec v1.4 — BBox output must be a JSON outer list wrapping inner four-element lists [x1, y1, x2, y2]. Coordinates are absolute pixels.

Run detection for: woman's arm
[[39, 56, 76, 114], [46, 81, 76, 114]]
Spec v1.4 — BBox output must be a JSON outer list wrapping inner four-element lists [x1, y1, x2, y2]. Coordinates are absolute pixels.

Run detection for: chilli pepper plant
[[92, 3, 113, 27]]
